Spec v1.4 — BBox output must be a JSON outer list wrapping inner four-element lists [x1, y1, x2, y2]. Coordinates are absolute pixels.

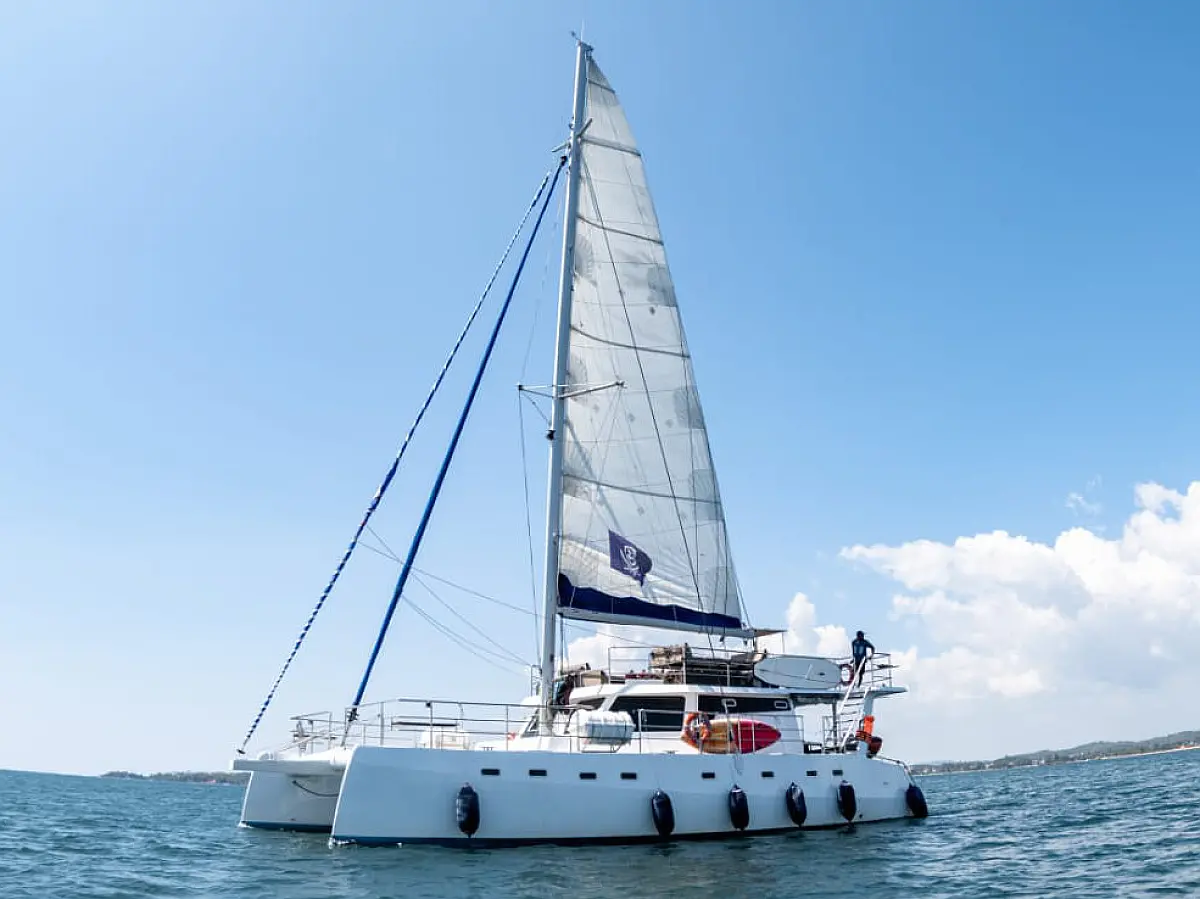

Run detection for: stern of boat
[[233, 748, 350, 832]]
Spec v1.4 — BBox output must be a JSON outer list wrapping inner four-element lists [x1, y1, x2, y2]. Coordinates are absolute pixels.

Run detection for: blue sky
[[2, 2, 1199, 774]]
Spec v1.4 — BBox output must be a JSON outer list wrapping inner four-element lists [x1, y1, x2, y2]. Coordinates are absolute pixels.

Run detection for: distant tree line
[[101, 770, 250, 785], [911, 730, 1200, 775]]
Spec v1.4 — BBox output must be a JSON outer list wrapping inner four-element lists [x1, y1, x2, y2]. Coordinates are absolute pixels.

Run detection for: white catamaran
[[232, 42, 928, 846]]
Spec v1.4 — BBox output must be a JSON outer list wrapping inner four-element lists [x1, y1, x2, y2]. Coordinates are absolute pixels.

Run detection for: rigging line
[[520, 178, 564, 381], [559, 619, 740, 655], [402, 593, 527, 674], [411, 567, 538, 616], [349, 155, 568, 717], [519, 388, 551, 427], [559, 619, 667, 652], [365, 524, 402, 563], [347, 544, 539, 619], [409, 598, 529, 671], [235, 164, 562, 754], [517, 395, 543, 659], [358, 541, 402, 564], [409, 571, 530, 666]]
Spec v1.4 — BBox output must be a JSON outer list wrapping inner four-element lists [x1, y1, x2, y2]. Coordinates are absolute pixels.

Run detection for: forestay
[[555, 59, 749, 636]]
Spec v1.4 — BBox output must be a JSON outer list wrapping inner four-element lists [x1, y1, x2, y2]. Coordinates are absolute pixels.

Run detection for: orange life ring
[[682, 712, 712, 743]]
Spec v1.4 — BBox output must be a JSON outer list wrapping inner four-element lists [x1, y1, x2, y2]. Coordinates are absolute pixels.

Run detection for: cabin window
[[574, 698, 604, 711], [761, 771, 775, 778], [832, 769, 843, 776], [481, 768, 500, 776], [806, 770, 818, 777], [697, 696, 792, 714], [701, 771, 716, 780], [579, 772, 597, 780], [609, 696, 685, 732], [529, 769, 548, 777], [620, 772, 638, 780]]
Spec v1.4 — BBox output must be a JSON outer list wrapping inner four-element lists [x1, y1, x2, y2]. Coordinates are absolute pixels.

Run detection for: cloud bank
[[842, 481, 1200, 759], [565, 481, 1200, 762]]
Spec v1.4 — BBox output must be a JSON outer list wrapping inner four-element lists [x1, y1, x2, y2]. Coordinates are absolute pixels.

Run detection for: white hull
[[238, 749, 349, 833], [239, 744, 918, 846]]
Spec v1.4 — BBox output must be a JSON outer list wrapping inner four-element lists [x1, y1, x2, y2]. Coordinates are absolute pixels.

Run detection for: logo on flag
[[608, 530, 652, 586]]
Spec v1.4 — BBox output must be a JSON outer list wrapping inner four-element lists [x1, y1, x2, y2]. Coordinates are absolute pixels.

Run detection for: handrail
[[259, 695, 816, 759], [836, 657, 868, 751]]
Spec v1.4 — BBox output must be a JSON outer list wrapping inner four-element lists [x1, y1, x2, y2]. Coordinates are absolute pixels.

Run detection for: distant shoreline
[[915, 741, 1200, 777], [100, 770, 249, 785]]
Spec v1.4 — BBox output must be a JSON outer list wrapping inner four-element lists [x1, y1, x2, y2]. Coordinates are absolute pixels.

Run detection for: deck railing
[[819, 654, 897, 749], [269, 699, 825, 758], [268, 653, 900, 759]]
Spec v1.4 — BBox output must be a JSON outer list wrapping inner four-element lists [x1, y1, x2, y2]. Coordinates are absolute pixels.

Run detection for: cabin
[[529, 643, 904, 755]]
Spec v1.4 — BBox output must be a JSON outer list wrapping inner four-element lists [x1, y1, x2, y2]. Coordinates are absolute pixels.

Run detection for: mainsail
[[555, 59, 749, 636]]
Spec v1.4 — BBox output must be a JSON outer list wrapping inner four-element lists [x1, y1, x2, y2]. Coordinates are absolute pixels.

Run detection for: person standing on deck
[[851, 631, 875, 686]]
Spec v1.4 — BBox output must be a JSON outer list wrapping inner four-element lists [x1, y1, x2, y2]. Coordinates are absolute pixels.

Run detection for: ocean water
[[1, 751, 1197, 899]]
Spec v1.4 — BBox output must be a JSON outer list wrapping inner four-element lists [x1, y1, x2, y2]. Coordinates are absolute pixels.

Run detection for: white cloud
[[563, 595, 852, 679], [1066, 475, 1104, 518], [758, 592, 849, 658], [839, 481, 1200, 760], [559, 483, 1200, 763]]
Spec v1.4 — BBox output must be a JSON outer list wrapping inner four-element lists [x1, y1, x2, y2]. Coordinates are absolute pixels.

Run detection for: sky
[[2, 2, 1199, 775]]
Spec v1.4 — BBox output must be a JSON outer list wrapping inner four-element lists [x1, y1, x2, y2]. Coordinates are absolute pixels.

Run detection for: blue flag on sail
[[608, 530, 652, 585]]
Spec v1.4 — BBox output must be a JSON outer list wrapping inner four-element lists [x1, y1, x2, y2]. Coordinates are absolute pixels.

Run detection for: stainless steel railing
[[266, 699, 827, 757]]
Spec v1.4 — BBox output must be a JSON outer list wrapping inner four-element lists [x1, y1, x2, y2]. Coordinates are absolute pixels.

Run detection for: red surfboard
[[681, 714, 782, 754]]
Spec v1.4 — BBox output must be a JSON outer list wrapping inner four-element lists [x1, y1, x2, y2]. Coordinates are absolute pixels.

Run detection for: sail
[[555, 58, 749, 636]]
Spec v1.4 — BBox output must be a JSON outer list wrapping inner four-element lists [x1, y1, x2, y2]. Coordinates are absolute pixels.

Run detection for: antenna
[[573, 0, 586, 45]]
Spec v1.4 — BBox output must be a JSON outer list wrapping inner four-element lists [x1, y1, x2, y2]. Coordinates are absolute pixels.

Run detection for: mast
[[538, 40, 590, 728]]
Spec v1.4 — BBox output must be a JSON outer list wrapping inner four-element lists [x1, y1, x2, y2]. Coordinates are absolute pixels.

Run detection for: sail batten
[[555, 58, 748, 637]]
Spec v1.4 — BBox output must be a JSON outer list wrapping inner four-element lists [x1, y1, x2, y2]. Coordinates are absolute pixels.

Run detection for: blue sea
[[2, 751, 1197, 898]]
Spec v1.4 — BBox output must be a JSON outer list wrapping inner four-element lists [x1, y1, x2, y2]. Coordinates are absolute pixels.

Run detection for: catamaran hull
[[236, 750, 350, 833], [240, 771, 343, 833], [241, 746, 919, 845]]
